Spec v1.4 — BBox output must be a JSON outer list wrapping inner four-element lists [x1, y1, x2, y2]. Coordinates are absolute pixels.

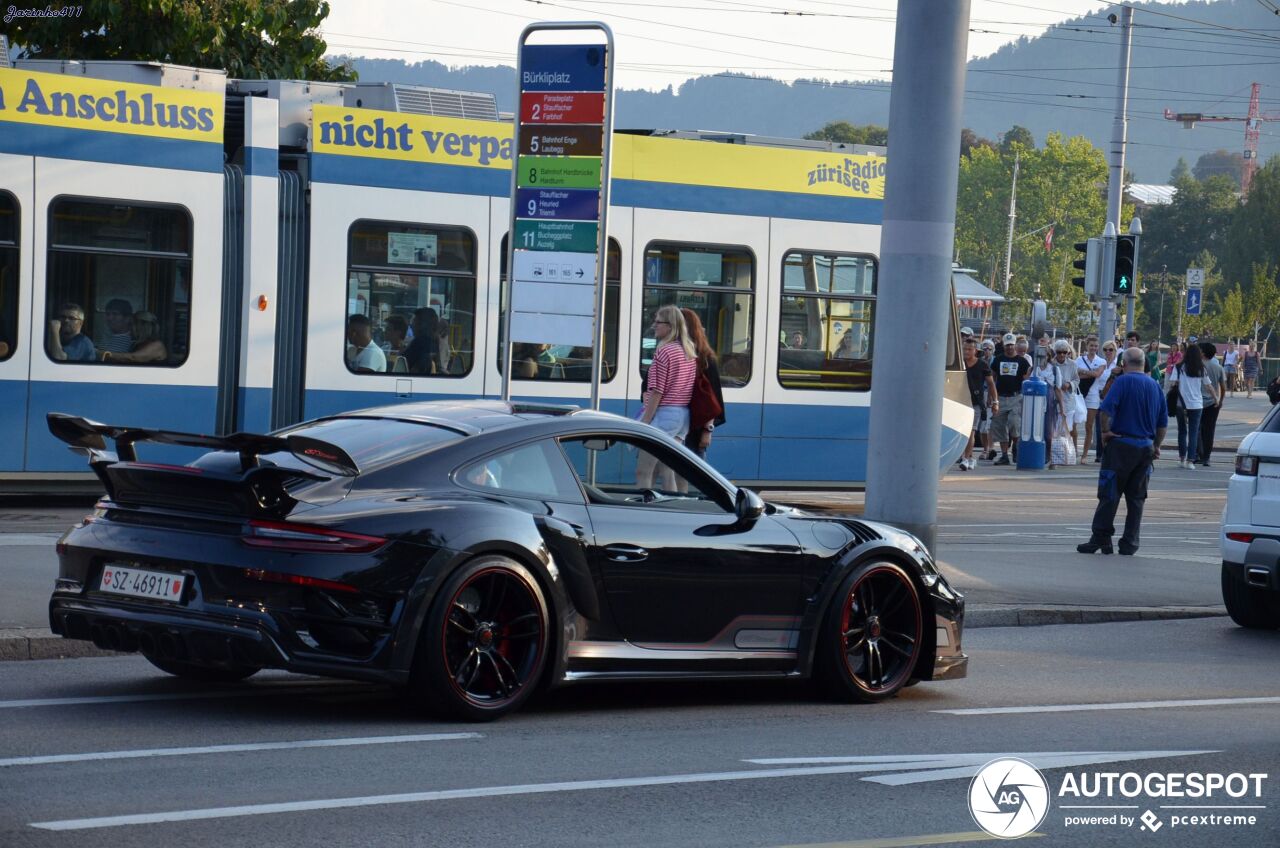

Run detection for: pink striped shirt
[[646, 343, 698, 406]]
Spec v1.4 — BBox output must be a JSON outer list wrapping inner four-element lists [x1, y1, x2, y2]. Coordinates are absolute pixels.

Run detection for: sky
[[320, 0, 1122, 92]]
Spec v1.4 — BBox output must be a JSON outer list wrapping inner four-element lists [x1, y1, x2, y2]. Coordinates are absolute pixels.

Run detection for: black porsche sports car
[[47, 401, 967, 721]]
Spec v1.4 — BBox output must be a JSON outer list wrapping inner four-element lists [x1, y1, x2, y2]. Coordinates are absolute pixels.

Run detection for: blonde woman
[[636, 304, 698, 488]]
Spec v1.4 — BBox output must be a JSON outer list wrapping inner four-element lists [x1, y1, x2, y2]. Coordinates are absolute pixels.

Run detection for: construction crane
[[1164, 82, 1280, 197]]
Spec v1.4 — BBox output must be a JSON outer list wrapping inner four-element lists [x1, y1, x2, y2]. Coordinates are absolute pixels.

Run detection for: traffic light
[[1072, 238, 1100, 296], [1112, 234, 1136, 296]]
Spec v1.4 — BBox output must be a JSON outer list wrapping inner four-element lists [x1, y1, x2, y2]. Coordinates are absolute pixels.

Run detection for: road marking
[[0, 733, 481, 767], [0, 532, 62, 546], [936, 696, 1280, 716], [0, 681, 369, 709], [28, 751, 1222, 830], [743, 751, 1216, 787], [771, 831, 1045, 848]]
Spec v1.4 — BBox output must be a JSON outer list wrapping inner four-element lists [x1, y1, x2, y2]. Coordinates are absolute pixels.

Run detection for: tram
[[0, 60, 971, 487]]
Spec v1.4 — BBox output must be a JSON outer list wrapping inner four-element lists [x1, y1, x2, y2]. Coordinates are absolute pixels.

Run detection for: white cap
[[1002, 333, 1017, 345], [960, 326, 974, 337]]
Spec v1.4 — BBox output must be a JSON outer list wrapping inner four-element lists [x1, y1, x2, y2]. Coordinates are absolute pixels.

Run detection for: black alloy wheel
[[819, 560, 923, 702], [410, 556, 549, 721], [144, 655, 261, 682]]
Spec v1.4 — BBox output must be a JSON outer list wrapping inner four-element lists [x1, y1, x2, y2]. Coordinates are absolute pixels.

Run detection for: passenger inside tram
[[46, 303, 97, 362], [344, 313, 386, 373], [105, 311, 169, 364]]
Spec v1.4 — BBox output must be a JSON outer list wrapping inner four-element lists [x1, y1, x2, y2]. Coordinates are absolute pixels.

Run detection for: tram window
[[778, 251, 876, 392], [0, 192, 17, 362], [641, 242, 755, 387], [346, 220, 476, 377], [46, 197, 192, 367], [496, 235, 620, 382]]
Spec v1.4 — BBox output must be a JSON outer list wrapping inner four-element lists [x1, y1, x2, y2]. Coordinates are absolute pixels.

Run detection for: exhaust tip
[[89, 625, 111, 650], [137, 631, 157, 656], [102, 626, 122, 651]]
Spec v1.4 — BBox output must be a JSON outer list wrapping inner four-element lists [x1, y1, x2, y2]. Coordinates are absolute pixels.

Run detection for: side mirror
[[735, 487, 764, 523]]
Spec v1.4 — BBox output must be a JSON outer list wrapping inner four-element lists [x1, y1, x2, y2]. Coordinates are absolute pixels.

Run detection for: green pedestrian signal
[[1112, 234, 1136, 296]]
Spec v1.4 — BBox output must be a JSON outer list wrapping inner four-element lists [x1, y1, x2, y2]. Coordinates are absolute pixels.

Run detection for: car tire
[[408, 555, 550, 722], [1221, 563, 1280, 630], [144, 655, 261, 682], [817, 560, 923, 703]]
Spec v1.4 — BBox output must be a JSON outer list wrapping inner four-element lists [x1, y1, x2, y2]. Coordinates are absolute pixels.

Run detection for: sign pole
[[502, 22, 614, 410]]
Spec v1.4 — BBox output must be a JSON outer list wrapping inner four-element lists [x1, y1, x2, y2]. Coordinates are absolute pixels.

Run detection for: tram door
[[23, 159, 225, 471], [0, 153, 33, 473]]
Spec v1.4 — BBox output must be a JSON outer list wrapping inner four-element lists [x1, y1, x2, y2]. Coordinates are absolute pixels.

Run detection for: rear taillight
[[242, 568, 360, 594], [242, 520, 386, 554], [1236, 455, 1259, 476], [1226, 532, 1256, 543]]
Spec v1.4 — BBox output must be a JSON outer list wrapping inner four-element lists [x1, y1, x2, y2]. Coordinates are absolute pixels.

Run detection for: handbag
[[688, 364, 724, 431], [1078, 375, 1096, 396], [1166, 385, 1181, 417]]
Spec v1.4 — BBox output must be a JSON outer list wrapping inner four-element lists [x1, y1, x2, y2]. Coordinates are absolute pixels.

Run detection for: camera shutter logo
[[968, 757, 1050, 839]]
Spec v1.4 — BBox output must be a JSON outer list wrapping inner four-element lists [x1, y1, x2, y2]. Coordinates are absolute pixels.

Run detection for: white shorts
[[650, 405, 691, 440]]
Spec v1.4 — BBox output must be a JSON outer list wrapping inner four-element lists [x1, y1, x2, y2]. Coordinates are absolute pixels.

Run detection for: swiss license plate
[[98, 564, 185, 602]]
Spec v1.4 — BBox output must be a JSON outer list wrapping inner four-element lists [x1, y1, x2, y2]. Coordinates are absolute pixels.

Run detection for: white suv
[[1221, 404, 1280, 629]]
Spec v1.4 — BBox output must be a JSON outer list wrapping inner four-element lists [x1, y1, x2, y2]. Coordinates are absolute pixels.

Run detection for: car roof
[[331, 399, 620, 435]]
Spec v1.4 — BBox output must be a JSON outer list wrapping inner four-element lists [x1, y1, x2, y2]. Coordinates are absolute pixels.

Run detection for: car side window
[[559, 436, 731, 514], [458, 440, 582, 502]]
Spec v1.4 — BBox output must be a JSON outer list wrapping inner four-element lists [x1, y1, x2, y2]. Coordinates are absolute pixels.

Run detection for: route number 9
[[527, 200, 538, 217]]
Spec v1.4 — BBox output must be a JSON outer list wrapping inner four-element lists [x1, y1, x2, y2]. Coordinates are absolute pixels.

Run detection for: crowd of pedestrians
[[959, 329, 1248, 472]]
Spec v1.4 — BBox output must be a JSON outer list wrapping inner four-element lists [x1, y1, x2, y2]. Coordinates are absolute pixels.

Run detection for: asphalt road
[[1, 617, 1277, 847]]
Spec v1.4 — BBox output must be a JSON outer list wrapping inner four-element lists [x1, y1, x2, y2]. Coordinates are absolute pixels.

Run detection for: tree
[[1170, 158, 1191, 182], [803, 121, 887, 146], [1193, 149, 1244, 187], [1000, 125, 1035, 154], [953, 132, 1112, 333], [3, 0, 355, 81], [1139, 173, 1237, 282], [960, 127, 996, 159], [1221, 157, 1280, 294], [1245, 263, 1280, 351]]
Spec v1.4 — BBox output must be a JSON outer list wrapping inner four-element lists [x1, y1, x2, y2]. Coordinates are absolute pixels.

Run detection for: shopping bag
[[1050, 416, 1077, 466]]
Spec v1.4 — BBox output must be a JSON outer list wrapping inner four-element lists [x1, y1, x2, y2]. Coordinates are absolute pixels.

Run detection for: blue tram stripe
[[0, 124, 222, 173]]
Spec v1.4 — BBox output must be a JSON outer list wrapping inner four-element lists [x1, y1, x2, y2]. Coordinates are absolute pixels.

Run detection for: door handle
[[604, 544, 648, 562]]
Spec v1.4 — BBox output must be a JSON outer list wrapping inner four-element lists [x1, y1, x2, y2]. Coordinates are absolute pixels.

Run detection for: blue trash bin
[[1017, 376, 1048, 470]]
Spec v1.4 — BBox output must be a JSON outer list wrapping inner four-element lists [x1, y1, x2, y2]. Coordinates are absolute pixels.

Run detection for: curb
[[966, 605, 1228, 628], [0, 628, 118, 661], [1, 608, 1232, 660]]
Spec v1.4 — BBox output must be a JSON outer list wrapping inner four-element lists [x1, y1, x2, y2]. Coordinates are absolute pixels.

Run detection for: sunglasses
[[58, 314, 82, 322]]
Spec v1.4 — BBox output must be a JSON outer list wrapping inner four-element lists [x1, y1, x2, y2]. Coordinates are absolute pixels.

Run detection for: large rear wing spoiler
[[47, 413, 360, 477]]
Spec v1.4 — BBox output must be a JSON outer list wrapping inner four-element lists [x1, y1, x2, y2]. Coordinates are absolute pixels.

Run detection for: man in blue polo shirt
[[1078, 346, 1168, 556]]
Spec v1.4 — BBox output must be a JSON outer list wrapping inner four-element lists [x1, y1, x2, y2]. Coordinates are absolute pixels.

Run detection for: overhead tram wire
[[429, 0, 847, 73], [518, 0, 896, 64], [324, 40, 1265, 144], [1126, 1, 1280, 44]]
